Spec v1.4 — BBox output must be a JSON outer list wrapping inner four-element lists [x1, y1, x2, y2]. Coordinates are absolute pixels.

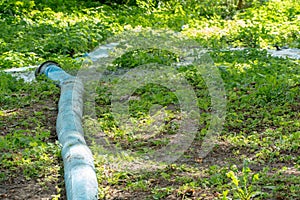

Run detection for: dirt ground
[[0, 98, 299, 200]]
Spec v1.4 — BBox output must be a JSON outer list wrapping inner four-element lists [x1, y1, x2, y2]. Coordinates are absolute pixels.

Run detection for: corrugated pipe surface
[[35, 61, 98, 200]]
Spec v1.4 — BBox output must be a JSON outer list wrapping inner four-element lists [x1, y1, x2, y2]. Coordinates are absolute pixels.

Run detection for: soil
[[0, 96, 66, 200]]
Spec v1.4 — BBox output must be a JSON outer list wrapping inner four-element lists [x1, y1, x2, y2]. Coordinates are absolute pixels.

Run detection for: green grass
[[0, 0, 300, 199]]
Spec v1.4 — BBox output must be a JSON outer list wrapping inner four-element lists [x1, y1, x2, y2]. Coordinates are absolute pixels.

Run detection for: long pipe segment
[[35, 61, 98, 200]]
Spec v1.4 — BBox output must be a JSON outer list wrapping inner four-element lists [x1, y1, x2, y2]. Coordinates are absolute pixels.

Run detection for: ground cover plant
[[0, 0, 299, 199]]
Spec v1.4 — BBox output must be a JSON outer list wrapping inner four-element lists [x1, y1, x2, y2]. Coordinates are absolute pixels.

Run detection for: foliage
[[0, 130, 61, 180], [113, 48, 179, 69], [225, 161, 261, 200], [1, 0, 300, 69], [0, 0, 35, 15], [0, 0, 300, 199]]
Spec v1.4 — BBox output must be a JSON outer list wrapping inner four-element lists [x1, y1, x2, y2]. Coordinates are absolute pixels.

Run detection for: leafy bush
[[0, 0, 35, 15], [113, 48, 179, 69]]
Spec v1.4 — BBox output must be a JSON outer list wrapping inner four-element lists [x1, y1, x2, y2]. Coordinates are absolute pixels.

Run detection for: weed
[[225, 160, 262, 200]]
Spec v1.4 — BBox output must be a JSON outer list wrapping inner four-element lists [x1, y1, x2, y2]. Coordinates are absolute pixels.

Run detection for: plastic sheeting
[[35, 61, 98, 200]]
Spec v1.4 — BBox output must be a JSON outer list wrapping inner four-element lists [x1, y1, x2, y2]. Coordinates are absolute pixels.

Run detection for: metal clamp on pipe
[[36, 61, 98, 200]]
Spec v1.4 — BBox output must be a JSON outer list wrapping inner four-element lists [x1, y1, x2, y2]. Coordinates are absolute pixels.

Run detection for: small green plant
[[151, 186, 174, 199], [225, 161, 261, 200]]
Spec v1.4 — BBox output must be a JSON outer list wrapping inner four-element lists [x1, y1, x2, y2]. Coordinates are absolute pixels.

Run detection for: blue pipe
[[35, 61, 98, 200]]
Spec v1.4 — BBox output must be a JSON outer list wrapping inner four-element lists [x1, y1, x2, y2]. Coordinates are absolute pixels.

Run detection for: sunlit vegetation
[[0, 0, 299, 199]]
